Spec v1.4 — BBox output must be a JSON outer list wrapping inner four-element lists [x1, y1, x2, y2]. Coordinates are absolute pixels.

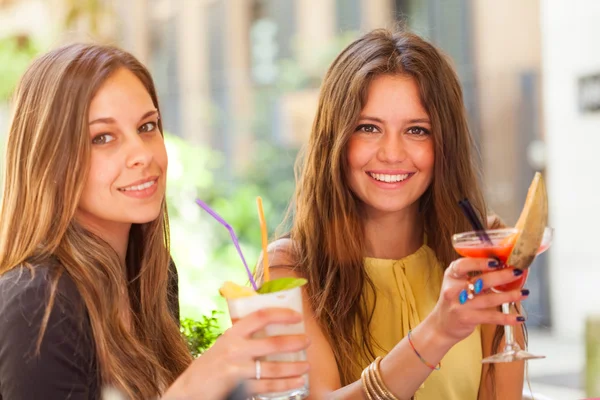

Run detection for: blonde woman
[[0, 43, 309, 400], [258, 29, 527, 399]]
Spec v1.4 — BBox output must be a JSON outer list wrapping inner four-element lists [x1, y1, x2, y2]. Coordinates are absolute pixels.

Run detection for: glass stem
[[502, 302, 516, 348]]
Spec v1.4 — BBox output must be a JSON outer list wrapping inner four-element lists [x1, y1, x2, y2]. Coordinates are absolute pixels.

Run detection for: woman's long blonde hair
[[0, 43, 192, 398], [285, 29, 488, 384]]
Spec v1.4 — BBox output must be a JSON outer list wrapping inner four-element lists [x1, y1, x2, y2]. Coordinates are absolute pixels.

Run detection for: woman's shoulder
[[0, 260, 97, 399], [0, 259, 90, 351], [255, 238, 302, 283], [0, 260, 83, 314], [267, 237, 298, 266]]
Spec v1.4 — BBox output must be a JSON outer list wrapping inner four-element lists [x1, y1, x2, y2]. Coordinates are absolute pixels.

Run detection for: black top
[[0, 260, 181, 400]]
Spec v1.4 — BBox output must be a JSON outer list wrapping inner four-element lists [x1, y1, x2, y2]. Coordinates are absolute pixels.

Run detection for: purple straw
[[195, 199, 258, 290]]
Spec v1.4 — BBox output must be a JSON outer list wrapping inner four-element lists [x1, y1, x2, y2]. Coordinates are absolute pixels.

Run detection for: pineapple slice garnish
[[219, 281, 257, 299]]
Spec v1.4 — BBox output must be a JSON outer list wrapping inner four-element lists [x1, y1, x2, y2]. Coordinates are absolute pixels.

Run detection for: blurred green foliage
[[164, 132, 297, 331], [180, 312, 222, 358], [0, 36, 39, 102]]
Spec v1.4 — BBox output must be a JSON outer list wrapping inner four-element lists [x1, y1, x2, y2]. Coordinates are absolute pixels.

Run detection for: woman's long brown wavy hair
[[283, 29, 491, 384], [0, 43, 192, 398]]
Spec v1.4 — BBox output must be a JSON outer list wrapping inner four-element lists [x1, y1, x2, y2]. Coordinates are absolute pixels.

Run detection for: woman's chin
[[126, 208, 163, 225]]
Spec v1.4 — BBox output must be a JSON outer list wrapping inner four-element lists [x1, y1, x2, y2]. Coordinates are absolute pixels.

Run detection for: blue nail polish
[[488, 259, 499, 268], [474, 278, 483, 295], [521, 289, 530, 296], [513, 269, 523, 276], [516, 316, 526, 322], [459, 290, 468, 304]]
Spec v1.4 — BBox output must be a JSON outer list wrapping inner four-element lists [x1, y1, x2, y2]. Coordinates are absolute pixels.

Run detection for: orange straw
[[256, 197, 270, 282]]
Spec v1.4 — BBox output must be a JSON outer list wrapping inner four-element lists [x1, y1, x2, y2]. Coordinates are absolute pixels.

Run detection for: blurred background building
[[0, 0, 597, 398]]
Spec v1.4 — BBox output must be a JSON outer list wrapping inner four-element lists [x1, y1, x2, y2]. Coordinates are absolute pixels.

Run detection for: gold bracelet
[[370, 357, 399, 400], [361, 366, 375, 400], [361, 357, 399, 400], [368, 364, 382, 399], [368, 360, 387, 398]]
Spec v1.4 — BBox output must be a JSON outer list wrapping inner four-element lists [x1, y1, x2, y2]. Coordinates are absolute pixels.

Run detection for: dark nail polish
[[516, 316, 526, 322], [488, 259, 500, 268], [513, 269, 523, 276], [521, 289, 530, 296]]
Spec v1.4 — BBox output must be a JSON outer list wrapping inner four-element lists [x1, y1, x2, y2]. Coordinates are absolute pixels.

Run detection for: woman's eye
[[356, 124, 380, 134], [139, 121, 157, 133], [407, 126, 430, 136], [91, 133, 115, 145]]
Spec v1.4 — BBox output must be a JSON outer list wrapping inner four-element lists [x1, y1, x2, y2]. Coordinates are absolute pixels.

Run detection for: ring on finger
[[459, 278, 483, 304], [450, 261, 461, 279], [255, 359, 261, 380]]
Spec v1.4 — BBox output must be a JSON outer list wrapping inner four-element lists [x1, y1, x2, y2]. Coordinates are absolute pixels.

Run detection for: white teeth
[[369, 173, 410, 183], [120, 180, 156, 191]]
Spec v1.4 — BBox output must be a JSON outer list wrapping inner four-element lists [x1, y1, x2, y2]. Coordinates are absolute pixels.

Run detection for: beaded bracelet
[[407, 330, 441, 370]]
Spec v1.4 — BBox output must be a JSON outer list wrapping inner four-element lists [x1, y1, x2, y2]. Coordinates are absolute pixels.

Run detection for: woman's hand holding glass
[[164, 308, 310, 400], [429, 257, 528, 344]]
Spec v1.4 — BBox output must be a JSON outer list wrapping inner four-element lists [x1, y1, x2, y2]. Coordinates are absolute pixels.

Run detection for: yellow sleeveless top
[[356, 244, 482, 400]]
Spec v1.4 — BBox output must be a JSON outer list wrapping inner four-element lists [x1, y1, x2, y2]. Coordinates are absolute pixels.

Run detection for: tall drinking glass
[[226, 286, 309, 399], [452, 227, 553, 363]]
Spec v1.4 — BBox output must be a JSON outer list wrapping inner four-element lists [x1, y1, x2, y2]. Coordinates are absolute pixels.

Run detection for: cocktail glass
[[452, 227, 553, 363]]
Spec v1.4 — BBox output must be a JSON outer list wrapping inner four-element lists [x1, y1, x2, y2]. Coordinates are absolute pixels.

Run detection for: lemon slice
[[506, 172, 548, 269], [219, 281, 257, 299]]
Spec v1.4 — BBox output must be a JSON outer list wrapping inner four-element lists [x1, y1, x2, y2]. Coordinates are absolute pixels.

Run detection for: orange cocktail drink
[[453, 227, 552, 292]]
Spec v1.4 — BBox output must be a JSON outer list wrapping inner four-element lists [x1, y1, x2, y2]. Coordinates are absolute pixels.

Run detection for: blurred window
[[335, 0, 361, 32], [148, 8, 181, 137]]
